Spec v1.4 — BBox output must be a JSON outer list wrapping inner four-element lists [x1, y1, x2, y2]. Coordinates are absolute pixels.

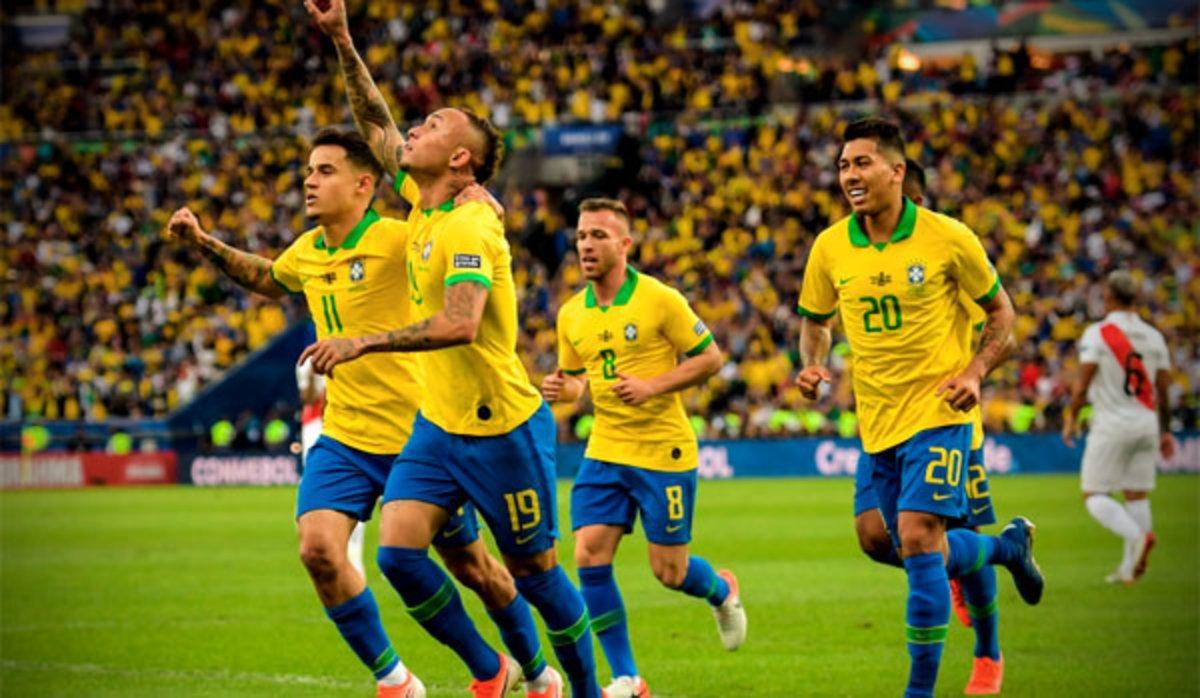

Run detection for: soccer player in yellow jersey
[[540, 198, 746, 697], [795, 118, 1043, 698], [165, 128, 549, 698], [849, 159, 1010, 694], [303, 3, 599, 697]]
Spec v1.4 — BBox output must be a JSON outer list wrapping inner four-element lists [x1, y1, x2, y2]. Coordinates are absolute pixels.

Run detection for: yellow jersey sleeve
[[660, 287, 714, 356], [797, 236, 838, 320], [950, 225, 1002, 304], [269, 235, 306, 293], [437, 204, 497, 289], [393, 169, 421, 206], [557, 303, 586, 375]]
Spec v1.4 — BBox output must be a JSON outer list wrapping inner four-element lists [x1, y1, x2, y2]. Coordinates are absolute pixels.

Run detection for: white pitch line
[[0, 659, 365, 690]]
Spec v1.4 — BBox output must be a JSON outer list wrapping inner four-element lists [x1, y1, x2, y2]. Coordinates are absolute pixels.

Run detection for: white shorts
[[1080, 426, 1158, 493]]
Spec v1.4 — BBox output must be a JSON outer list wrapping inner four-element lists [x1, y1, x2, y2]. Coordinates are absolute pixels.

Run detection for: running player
[[850, 159, 1009, 694], [795, 118, 1043, 698], [304, 3, 600, 697], [1063, 269, 1174, 584], [541, 198, 746, 697], [165, 127, 548, 698]]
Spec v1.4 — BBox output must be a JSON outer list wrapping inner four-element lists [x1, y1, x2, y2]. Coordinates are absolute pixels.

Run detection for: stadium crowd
[[2, 0, 1196, 443]]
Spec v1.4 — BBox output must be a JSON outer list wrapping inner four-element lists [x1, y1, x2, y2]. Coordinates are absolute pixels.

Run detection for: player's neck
[[861, 195, 905, 244], [412, 170, 468, 211], [591, 263, 628, 305], [319, 207, 369, 248]]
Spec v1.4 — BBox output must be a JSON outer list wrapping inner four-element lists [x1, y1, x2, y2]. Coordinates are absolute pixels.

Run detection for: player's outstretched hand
[[456, 184, 505, 219], [1160, 432, 1177, 460], [541, 369, 566, 402], [795, 365, 832, 401], [936, 370, 981, 412], [612, 372, 656, 406], [297, 337, 364, 377], [304, 0, 350, 41], [1061, 417, 1079, 448], [164, 207, 204, 244]]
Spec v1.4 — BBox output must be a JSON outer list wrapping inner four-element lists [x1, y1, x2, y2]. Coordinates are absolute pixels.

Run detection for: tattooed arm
[[298, 281, 489, 375], [306, 0, 405, 175], [164, 207, 284, 299], [937, 286, 1016, 412]]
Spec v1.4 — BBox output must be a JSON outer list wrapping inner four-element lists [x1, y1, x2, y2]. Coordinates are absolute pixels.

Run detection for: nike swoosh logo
[[932, 492, 954, 501], [971, 504, 992, 515], [838, 276, 855, 286], [571, 338, 583, 346], [665, 524, 682, 533], [515, 531, 538, 545], [439, 525, 465, 539]]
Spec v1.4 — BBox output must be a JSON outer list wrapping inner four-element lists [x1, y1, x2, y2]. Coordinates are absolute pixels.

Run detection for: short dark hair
[[460, 109, 505, 184], [903, 158, 926, 197], [842, 117, 906, 163], [579, 197, 632, 230], [311, 127, 384, 182]]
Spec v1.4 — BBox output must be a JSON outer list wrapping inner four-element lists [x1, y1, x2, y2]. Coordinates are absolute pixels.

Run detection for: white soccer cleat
[[712, 569, 746, 651], [604, 675, 650, 698], [377, 670, 426, 698], [525, 665, 564, 698]]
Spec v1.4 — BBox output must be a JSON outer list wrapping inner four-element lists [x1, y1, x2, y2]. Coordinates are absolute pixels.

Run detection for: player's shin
[[675, 555, 730, 606], [325, 588, 409, 683], [515, 566, 602, 698], [376, 546, 501, 680], [487, 594, 549, 683], [579, 564, 638, 679], [903, 552, 950, 698], [960, 565, 1001, 660]]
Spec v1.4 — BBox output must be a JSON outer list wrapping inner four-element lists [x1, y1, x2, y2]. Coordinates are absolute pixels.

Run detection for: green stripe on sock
[[906, 624, 949, 644], [521, 648, 546, 678], [371, 646, 398, 674], [706, 575, 721, 603], [969, 544, 988, 575], [406, 579, 454, 623], [590, 608, 624, 634], [546, 610, 590, 647], [967, 599, 998, 619]]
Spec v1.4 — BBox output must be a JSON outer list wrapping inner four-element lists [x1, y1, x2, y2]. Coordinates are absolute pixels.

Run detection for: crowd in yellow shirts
[[1, 0, 1196, 441]]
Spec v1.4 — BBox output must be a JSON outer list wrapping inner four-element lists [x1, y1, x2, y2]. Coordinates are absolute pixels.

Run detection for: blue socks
[[903, 552, 950, 698], [324, 588, 401, 679], [961, 565, 1001, 660], [376, 546, 499, 681], [945, 528, 993, 578], [515, 566, 601, 698], [488, 594, 547, 682], [676, 556, 729, 606], [578, 564, 637, 678]]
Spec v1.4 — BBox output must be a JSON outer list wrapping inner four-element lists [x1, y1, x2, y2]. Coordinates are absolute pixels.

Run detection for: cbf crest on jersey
[[624, 323, 638, 341], [906, 259, 928, 296], [348, 257, 365, 282]]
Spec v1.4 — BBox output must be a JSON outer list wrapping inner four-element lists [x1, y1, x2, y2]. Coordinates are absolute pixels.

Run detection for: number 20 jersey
[[798, 198, 1001, 454]]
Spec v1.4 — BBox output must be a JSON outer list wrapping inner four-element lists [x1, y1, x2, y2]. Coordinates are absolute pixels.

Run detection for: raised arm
[[164, 207, 285, 299], [306, 0, 406, 174]]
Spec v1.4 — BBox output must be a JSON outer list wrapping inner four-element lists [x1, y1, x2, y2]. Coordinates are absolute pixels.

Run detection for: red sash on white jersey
[[301, 396, 326, 425], [1099, 323, 1155, 411]]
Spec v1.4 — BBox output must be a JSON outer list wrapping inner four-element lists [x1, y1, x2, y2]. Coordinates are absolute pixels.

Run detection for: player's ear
[[357, 172, 375, 194], [449, 145, 473, 172]]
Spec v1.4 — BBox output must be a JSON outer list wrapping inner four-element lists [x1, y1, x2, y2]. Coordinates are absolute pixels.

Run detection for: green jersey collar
[[848, 196, 917, 250], [422, 199, 456, 216], [314, 208, 380, 254], [393, 169, 455, 216], [585, 265, 639, 310]]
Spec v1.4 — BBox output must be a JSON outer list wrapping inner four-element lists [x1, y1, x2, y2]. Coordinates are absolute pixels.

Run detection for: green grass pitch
[[2, 474, 1196, 696]]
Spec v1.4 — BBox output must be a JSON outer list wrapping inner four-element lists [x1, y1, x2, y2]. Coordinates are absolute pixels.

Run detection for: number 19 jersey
[[798, 198, 1001, 453]]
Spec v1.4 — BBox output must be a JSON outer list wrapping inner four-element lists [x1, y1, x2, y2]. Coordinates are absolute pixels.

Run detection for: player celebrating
[[304, 3, 600, 697], [795, 118, 1043, 698], [540, 198, 746, 697], [1063, 269, 1174, 584], [165, 127, 549, 698], [850, 159, 1009, 694]]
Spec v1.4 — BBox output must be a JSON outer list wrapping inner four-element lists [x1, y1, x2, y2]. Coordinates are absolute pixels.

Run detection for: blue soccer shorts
[[855, 441, 996, 529], [571, 457, 697, 546], [386, 403, 559, 557], [296, 434, 479, 548]]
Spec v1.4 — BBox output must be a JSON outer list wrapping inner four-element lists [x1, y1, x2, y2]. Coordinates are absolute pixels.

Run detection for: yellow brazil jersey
[[395, 171, 542, 436], [798, 198, 1001, 453], [557, 266, 714, 472], [270, 209, 422, 454]]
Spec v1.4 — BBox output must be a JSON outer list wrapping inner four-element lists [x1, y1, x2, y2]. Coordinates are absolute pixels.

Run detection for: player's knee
[[298, 538, 341, 579], [897, 515, 943, 556], [855, 516, 893, 563], [573, 537, 613, 568], [650, 556, 687, 588]]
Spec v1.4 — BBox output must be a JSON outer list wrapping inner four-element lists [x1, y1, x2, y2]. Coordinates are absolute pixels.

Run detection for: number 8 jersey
[[798, 197, 1002, 453]]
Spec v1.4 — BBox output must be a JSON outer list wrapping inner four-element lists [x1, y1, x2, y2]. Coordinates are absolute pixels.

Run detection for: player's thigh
[[571, 458, 637, 534], [295, 436, 391, 523], [963, 448, 997, 527], [378, 499, 451, 548], [868, 449, 902, 549], [896, 424, 972, 521], [629, 466, 696, 546], [1119, 430, 1159, 493], [1080, 430, 1121, 493], [457, 404, 560, 558]]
